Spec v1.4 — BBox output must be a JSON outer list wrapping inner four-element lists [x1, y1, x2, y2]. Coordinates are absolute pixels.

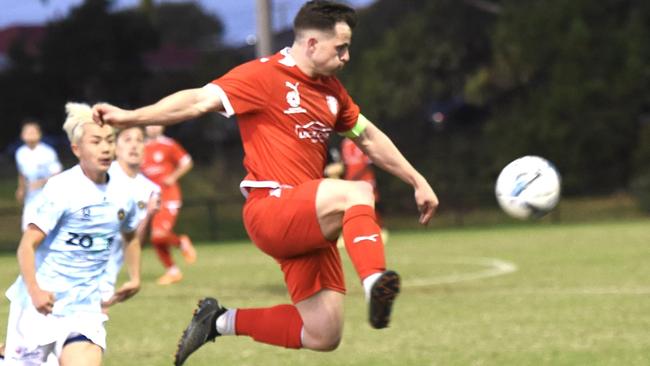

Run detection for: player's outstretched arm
[[92, 87, 223, 129], [134, 191, 160, 245], [352, 118, 439, 225], [17, 225, 54, 314], [15, 174, 25, 204], [105, 231, 141, 306], [164, 156, 193, 186]]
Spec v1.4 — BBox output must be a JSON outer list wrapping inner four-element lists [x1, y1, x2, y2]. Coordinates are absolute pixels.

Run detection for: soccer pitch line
[[403, 257, 519, 288], [488, 286, 650, 295]]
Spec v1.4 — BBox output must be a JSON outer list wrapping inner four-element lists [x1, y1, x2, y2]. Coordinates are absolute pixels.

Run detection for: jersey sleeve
[[333, 81, 361, 134], [135, 177, 160, 223], [14, 148, 26, 176], [121, 198, 140, 234], [209, 60, 269, 117], [45, 146, 63, 175], [28, 180, 67, 234]]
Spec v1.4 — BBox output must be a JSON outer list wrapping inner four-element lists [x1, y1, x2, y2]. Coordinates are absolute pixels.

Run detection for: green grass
[[1, 220, 649, 365]]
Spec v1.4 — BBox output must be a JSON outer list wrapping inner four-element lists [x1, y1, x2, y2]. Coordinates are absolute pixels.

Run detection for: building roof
[[0, 25, 46, 55]]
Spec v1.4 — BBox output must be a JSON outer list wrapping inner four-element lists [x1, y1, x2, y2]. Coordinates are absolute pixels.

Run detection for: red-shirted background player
[[141, 125, 197, 285], [93, 1, 439, 365], [326, 137, 387, 240], [342, 138, 375, 183]]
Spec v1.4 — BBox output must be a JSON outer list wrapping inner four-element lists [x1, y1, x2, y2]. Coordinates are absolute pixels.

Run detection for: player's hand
[[324, 162, 344, 179], [147, 191, 161, 215], [29, 288, 55, 315], [15, 187, 25, 204], [102, 280, 140, 307], [162, 175, 177, 187], [414, 180, 439, 225], [92, 103, 133, 128]]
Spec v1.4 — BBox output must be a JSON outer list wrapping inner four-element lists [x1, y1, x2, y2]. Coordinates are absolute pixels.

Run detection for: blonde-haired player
[[4, 102, 143, 365]]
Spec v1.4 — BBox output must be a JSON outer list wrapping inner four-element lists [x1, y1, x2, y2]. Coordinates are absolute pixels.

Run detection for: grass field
[[0, 219, 649, 365]]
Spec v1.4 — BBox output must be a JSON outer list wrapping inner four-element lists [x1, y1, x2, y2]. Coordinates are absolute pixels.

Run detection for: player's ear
[[71, 143, 82, 159], [307, 37, 318, 51]]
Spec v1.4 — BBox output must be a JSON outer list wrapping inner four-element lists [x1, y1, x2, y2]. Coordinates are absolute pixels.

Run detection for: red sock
[[167, 232, 180, 247], [235, 305, 303, 349], [151, 238, 175, 268], [342, 205, 386, 280]]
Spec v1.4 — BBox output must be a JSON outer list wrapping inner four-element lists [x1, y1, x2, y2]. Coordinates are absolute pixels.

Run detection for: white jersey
[[100, 161, 159, 300], [15, 142, 62, 206], [6, 165, 140, 316]]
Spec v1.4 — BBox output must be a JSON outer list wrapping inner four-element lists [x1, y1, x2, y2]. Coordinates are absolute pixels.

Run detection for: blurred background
[[0, 0, 648, 247]]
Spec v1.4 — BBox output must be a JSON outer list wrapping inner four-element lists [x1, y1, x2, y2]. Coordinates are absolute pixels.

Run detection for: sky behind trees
[[0, 0, 375, 45]]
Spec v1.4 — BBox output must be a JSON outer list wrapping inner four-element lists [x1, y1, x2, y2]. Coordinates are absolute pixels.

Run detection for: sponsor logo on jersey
[[295, 121, 332, 143], [284, 81, 307, 114], [117, 208, 125, 221]]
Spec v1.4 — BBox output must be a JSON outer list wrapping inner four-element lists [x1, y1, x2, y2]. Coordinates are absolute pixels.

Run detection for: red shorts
[[243, 179, 346, 303], [151, 200, 181, 239]]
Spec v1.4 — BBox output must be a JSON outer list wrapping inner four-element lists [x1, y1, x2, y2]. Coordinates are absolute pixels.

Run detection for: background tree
[[478, 0, 650, 195], [343, 0, 495, 215]]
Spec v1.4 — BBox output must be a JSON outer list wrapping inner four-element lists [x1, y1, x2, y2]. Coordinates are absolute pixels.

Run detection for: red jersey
[[341, 138, 375, 185], [141, 136, 191, 201], [209, 48, 360, 189]]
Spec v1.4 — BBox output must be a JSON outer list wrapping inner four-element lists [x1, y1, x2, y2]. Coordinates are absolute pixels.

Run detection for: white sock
[[215, 309, 237, 335], [362, 272, 383, 302], [300, 326, 305, 346]]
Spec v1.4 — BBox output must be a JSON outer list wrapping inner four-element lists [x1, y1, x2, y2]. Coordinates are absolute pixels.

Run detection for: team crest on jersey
[[295, 121, 332, 143], [284, 81, 307, 114], [137, 200, 146, 209], [117, 208, 126, 221], [153, 151, 164, 163], [325, 96, 339, 116], [81, 207, 92, 221]]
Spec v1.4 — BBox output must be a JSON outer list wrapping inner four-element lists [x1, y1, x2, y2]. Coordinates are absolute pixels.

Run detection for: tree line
[[1, 0, 648, 212]]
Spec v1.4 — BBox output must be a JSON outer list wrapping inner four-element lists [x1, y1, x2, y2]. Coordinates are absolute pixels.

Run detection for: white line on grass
[[403, 257, 518, 288], [489, 287, 650, 295]]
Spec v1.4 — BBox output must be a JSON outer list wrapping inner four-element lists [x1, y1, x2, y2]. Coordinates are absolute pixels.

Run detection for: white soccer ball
[[495, 155, 561, 220]]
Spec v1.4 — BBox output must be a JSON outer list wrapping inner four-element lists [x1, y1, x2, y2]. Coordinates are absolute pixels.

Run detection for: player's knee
[[150, 232, 169, 246], [339, 181, 375, 208], [320, 179, 375, 211], [301, 310, 343, 351], [309, 330, 342, 351]]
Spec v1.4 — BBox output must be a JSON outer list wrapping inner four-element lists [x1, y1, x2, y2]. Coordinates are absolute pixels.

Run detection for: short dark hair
[[116, 125, 145, 138], [21, 118, 41, 130], [294, 0, 357, 34]]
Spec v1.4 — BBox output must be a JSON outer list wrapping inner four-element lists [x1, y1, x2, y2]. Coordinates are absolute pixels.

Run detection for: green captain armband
[[340, 114, 369, 139]]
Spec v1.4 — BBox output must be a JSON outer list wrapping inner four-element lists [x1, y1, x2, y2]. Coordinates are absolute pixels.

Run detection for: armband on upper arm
[[340, 114, 369, 139]]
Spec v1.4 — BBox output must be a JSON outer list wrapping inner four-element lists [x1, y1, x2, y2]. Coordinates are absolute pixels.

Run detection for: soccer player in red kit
[[341, 137, 378, 197], [326, 137, 385, 235], [141, 125, 197, 285], [340, 137, 387, 231], [92, 1, 438, 364]]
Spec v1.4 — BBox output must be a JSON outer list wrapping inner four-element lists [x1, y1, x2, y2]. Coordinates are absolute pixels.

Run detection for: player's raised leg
[[59, 339, 102, 366], [174, 290, 344, 366], [150, 210, 184, 285], [316, 178, 401, 329]]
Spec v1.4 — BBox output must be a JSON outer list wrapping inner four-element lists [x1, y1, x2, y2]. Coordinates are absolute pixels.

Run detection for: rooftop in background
[[0, 25, 45, 54], [0, 25, 45, 69]]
